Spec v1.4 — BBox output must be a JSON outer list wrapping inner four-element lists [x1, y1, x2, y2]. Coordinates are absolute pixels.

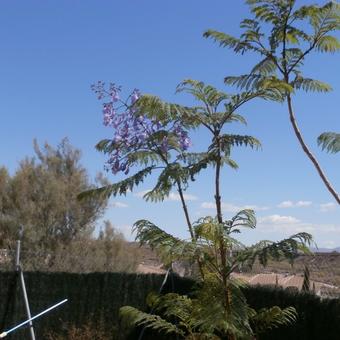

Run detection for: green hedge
[[0, 271, 195, 339], [1, 272, 340, 339], [244, 285, 340, 340]]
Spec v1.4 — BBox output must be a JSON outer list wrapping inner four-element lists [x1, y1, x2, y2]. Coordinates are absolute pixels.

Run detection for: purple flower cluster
[[92, 81, 191, 175]]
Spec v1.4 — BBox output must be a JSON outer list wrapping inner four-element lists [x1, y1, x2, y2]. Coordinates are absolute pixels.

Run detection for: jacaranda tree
[[79, 81, 198, 240], [81, 80, 314, 338], [204, 0, 340, 204], [114, 80, 313, 339], [80, 80, 269, 244]]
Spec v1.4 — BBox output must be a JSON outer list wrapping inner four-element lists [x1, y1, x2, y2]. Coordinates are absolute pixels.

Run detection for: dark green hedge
[[0, 271, 195, 339], [1, 272, 340, 339], [244, 285, 340, 340]]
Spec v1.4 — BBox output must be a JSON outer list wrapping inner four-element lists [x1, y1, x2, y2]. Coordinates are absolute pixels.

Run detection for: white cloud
[[296, 201, 312, 207], [320, 202, 337, 212], [277, 201, 294, 208], [258, 214, 300, 225], [111, 201, 128, 208], [257, 215, 315, 234], [134, 190, 197, 201], [277, 200, 312, 208], [201, 201, 269, 213], [166, 192, 198, 201], [257, 215, 340, 237]]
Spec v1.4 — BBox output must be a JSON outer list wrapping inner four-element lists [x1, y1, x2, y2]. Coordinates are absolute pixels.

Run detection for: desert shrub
[[1, 222, 139, 273]]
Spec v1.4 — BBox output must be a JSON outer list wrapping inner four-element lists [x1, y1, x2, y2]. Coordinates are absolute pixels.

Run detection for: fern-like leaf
[[136, 94, 196, 127], [315, 35, 340, 53], [251, 57, 277, 76], [318, 132, 340, 153], [293, 77, 332, 92], [119, 306, 185, 336], [219, 134, 262, 151], [251, 306, 297, 335], [229, 209, 257, 230], [133, 219, 199, 263], [77, 167, 154, 200], [237, 232, 313, 268], [203, 30, 258, 54]]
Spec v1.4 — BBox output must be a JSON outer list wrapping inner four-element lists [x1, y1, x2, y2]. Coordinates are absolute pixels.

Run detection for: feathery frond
[[228, 209, 257, 231], [293, 77, 332, 92], [77, 167, 154, 200], [218, 134, 262, 151], [143, 163, 183, 202], [251, 306, 297, 335], [315, 35, 340, 53], [225, 75, 293, 98], [318, 132, 340, 153], [239, 232, 313, 268], [119, 306, 185, 336], [203, 30, 260, 55], [136, 94, 196, 127], [133, 219, 198, 263], [251, 57, 277, 75]]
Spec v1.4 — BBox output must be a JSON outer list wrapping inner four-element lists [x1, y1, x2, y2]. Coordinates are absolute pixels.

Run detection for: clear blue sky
[[1, 0, 339, 248]]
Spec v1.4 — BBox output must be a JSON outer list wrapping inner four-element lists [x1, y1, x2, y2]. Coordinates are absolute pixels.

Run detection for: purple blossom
[[92, 82, 192, 175], [160, 136, 169, 153], [131, 89, 141, 104]]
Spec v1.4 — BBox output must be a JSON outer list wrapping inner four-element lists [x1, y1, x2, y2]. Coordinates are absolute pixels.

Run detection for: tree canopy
[[0, 138, 108, 250]]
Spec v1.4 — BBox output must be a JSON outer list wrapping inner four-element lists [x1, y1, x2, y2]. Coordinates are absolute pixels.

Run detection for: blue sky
[[0, 0, 339, 248]]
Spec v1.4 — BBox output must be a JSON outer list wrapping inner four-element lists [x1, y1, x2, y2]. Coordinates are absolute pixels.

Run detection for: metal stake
[[0, 299, 67, 338], [15, 240, 36, 340]]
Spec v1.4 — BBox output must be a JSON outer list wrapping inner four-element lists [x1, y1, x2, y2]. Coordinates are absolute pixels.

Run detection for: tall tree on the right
[[204, 0, 340, 204]]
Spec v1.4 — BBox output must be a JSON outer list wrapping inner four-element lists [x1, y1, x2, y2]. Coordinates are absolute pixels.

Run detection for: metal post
[[0, 299, 67, 338], [15, 240, 36, 340]]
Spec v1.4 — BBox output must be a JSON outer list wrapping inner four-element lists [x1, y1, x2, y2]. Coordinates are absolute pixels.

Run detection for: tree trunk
[[214, 137, 235, 340], [177, 181, 195, 239], [287, 94, 340, 204], [177, 181, 205, 279]]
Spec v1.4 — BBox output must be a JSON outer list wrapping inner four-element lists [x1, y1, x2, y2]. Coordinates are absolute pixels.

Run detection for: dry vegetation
[[45, 319, 114, 340]]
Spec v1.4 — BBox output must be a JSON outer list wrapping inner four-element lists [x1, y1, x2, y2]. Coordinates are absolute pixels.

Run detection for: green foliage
[[120, 306, 185, 337], [2, 272, 340, 340], [83, 79, 267, 243], [0, 138, 108, 250], [204, 0, 340, 204], [0, 272, 192, 340], [204, 1, 340, 94], [239, 232, 313, 268], [80, 95, 194, 206], [292, 77, 332, 93], [251, 306, 297, 335], [78, 166, 155, 200], [126, 211, 312, 339], [134, 219, 198, 265], [136, 94, 196, 127], [318, 132, 340, 153], [133, 211, 312, 273], [120, 277, 299, 339]]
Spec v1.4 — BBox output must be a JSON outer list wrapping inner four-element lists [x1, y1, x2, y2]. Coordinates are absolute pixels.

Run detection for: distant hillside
[[311, 247, 340, 253], [131, 243, 340, 292]]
